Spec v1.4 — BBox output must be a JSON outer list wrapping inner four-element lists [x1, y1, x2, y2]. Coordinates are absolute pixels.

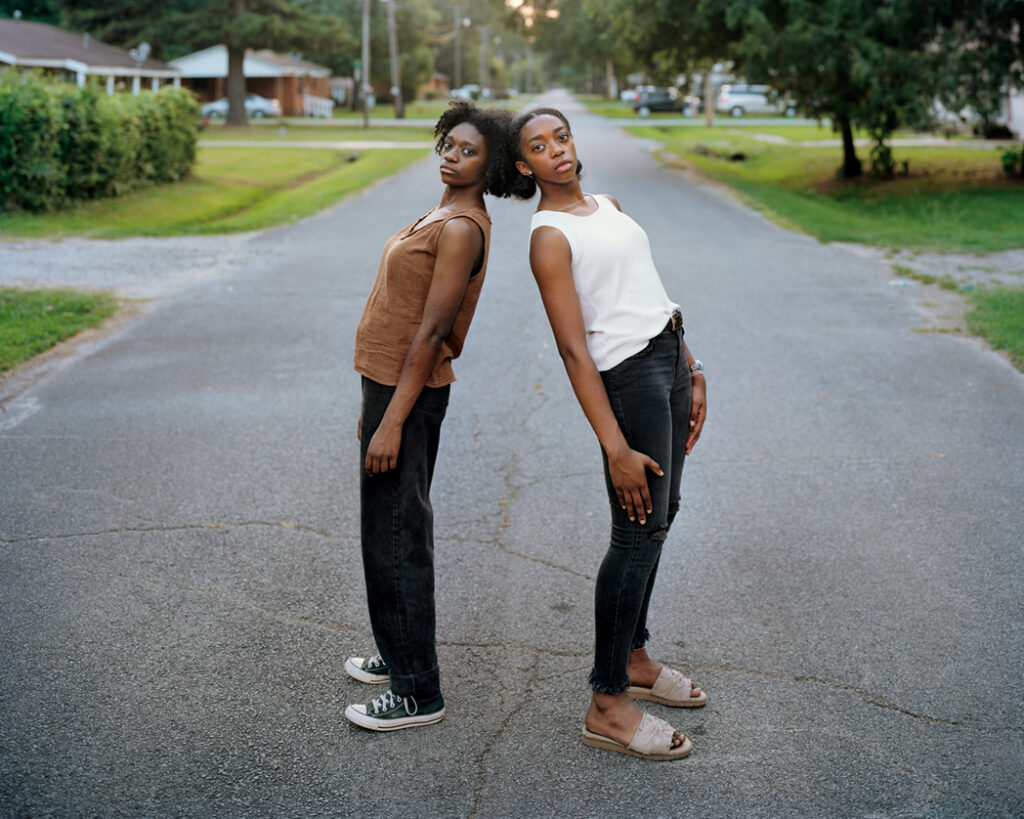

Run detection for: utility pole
[[478, 24, 488, 95], [361, 0, 371, 128], [385, 0, 402, 118], [453, 6, 462, 90], [704, 60, 714, 128]]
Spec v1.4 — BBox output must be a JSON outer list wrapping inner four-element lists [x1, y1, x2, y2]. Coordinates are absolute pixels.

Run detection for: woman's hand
[[365, 420, 402, 476], [606, 444, 663, 525], [686, 374, 706, 454]]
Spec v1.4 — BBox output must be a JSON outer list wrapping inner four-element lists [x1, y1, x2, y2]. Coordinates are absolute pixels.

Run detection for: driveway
[[1, 90, 1022, 817]]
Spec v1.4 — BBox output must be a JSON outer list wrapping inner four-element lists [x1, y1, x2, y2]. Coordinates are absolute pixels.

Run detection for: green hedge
[[0, 72, 199, 212]]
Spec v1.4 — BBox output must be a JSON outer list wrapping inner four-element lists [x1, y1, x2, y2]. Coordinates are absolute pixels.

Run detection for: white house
[[0, 16, 180, 94]]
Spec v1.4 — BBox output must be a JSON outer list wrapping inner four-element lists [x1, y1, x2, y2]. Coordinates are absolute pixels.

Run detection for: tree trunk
[[226, 44, 247, 126], [385, 0, 403, 119], [226, 0, 247, 126], [361, 0, 371, 129], [838, 115, 862, 178]]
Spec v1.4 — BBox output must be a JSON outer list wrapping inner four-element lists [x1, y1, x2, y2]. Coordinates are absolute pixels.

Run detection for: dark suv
[[630, 87, 685, 117]]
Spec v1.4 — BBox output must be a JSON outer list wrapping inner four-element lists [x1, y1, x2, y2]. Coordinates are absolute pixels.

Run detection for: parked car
[[630, 87, 686, 117], [450, 84, 481, 100], [200, 93, 282, 119], [715, 83, 795, 117], [620, 84, 654, 103]]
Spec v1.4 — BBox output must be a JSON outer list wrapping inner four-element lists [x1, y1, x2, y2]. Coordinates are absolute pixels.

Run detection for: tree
[[729, 0, 959, 178], [296, 0, 438, 112], [936, 1, 1024, 145], [0, 0, 60, 24], [60, 0, 189, 59], [62, 0, 349, 125]]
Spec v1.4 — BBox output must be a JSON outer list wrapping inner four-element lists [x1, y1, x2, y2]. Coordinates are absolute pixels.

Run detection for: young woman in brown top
[[344, 102, 512, 731]]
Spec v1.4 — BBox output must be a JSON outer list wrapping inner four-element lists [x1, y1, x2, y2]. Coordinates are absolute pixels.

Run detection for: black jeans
[[359, 376, 450, 699], [590, 325, 692, 694]]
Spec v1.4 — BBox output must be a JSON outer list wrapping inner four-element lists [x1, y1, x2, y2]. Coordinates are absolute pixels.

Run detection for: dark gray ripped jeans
[[359, 376, 449, 699], [590, 324, 691, 694]]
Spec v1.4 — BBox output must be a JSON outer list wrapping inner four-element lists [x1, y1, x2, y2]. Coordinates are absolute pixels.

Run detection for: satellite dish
[[129, 42, 151, 67]]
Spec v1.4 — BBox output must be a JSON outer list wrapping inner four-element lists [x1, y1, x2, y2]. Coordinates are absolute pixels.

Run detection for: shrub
[[0, 73, 199, 212], [0, 72, 66, 211]]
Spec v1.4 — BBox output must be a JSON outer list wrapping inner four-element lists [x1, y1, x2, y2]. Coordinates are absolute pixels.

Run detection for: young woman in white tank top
[[507, 108, 708, 761]]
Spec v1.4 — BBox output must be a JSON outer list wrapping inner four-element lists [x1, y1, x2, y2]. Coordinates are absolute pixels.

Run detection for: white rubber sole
[[344, 703, 446, 732], [344, 657, 388, 685]]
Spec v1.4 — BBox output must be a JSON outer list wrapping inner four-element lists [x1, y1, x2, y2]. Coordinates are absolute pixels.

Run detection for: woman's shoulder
[[444, 205, 491, 231], [592, 193, 622, 211]]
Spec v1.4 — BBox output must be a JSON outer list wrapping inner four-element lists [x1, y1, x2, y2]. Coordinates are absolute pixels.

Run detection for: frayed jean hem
[[588, 668, 630, 695]]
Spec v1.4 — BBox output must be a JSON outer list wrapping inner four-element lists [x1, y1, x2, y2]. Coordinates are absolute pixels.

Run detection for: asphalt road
[[2, 91, 1023, 818]]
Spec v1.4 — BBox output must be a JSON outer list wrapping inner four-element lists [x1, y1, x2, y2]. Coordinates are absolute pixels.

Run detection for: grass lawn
[[0, 287, 118, 372], [631, 124, 1024, 253], [0, 146, 429, 239], [200, 122, 435, 142], [965, 288, 1024, 370]]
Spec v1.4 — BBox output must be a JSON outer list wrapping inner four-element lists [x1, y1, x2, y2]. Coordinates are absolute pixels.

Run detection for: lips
[[555, 160, 574, 173]]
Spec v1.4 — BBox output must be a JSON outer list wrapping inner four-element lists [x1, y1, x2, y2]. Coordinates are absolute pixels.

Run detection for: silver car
[[715, 83, 795, 117], [200, 94, 282, 119]]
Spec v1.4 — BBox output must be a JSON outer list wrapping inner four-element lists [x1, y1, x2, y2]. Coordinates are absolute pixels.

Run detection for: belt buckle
[[669, 309, 682, 331]]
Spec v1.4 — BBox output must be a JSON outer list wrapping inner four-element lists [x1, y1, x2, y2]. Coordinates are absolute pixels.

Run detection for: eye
[[442, 140, 453, 150], [531, 143, 544, 152], [558, 132, 569, 141], [462, 147, 475, 156]]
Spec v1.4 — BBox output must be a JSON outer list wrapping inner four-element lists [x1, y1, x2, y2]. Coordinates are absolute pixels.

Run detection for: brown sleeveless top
[[353, 206, 491, 388]]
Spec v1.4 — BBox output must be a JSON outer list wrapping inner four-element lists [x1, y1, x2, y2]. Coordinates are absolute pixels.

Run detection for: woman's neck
[[439, 186, 485, 211], [537, 178, 585, 212]]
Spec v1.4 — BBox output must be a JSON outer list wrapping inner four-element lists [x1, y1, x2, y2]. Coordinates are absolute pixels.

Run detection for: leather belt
[[664, 309, 682, 333]]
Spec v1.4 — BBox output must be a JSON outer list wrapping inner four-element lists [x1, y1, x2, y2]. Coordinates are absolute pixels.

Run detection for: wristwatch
[[689, 359, 704, 375]]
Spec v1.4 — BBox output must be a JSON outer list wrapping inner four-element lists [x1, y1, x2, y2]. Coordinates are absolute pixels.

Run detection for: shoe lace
[[369, 689, 417, 716], [370, 690, 401, 714], [366, 654, 385, 672]]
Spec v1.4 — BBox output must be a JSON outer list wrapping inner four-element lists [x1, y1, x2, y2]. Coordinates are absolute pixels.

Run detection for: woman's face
[[439, 122, 489, 188], [516, 114, 577, 183]]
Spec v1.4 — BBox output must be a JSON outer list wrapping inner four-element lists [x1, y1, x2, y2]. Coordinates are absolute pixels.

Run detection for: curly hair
[[434, 101, 514, 198], [505, 107, 583, 200]]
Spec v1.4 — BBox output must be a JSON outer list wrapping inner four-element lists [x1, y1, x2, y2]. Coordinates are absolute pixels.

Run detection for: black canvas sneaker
[[344, 689, 445, 732], [344, 653, 389, 684]]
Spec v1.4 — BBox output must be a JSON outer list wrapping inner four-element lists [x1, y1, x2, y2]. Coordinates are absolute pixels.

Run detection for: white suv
[[715, 83, 795, 117]]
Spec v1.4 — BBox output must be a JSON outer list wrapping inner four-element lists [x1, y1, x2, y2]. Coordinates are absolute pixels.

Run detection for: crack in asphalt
[[468, 650, 542, 819], [0, 519, 342, 544], [138, 577, 364, 638], [691, 663, 1023, 734]]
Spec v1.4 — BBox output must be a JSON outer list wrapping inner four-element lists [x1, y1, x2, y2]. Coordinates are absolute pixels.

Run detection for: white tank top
[[530, 194, 680, 371]]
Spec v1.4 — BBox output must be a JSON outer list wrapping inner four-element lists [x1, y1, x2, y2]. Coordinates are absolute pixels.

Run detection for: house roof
[[169, 45, 331, 79], [0, 17, 178, 76]]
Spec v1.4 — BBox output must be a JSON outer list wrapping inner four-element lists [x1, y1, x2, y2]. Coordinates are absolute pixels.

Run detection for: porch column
[[106, 75, 115, 95], [132, 75, 141, 95], [152, 78, 159, 91]]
